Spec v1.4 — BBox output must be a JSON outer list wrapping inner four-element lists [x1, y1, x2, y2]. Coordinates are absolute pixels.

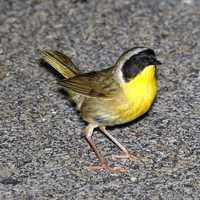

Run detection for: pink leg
[[84, 124, 128, 172], [99, 127, 137, 161]]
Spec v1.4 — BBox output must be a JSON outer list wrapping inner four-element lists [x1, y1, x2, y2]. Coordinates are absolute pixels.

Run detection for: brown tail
[[40, 50, 80, 79], [40, 50, 83, 105]]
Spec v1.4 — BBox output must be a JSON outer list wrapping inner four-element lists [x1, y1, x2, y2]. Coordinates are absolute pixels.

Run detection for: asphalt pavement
[[0, 0, 199, 199]]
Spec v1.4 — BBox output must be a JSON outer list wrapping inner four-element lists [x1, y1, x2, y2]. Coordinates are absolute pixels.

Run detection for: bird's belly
[[116, 81, 157, 124], [117, 95, 153, 123]]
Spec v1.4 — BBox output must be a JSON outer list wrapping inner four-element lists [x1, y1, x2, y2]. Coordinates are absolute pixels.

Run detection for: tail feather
[[40, 50, 80, 79], [40, 50, 84, 106]]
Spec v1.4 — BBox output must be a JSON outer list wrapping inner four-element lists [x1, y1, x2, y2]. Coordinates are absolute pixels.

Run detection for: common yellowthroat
[[40, 47, 161, 172]]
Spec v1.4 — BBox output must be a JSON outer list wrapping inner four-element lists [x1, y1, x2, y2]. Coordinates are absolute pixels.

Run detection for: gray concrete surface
[[0, 0, 200, 199]]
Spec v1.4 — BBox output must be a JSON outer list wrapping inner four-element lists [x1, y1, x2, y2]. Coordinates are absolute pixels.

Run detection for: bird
[[40, 47, 161, 172]]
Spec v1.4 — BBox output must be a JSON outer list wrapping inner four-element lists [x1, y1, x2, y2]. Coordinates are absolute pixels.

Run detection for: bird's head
[[116, 47, 161, 83]]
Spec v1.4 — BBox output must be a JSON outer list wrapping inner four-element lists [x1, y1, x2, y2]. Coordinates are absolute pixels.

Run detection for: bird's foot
[[87, 163, 128, 173]]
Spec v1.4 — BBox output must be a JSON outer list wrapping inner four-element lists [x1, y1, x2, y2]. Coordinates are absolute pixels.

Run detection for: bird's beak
[[152, 58, 162, 65]]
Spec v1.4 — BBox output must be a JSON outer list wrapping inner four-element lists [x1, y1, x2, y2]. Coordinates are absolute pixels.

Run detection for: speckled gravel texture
[[0, 0, 200, 199]]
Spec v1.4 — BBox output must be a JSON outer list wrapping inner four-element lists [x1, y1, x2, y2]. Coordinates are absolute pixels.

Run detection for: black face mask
[[122, 49, 161, 82]]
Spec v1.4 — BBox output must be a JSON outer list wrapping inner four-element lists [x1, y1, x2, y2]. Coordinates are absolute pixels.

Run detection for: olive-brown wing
[[58, 67, 120, 99]]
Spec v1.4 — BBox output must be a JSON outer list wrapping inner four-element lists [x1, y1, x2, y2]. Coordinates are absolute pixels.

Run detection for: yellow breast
[[119, 65, 157, 123]]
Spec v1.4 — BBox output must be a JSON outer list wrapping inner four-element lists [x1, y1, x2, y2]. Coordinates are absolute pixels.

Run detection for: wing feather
[[58, 67, 119, 99]]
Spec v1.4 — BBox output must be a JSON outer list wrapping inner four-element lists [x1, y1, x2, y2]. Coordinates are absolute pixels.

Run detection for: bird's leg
[[84, 124, 127, 172], [85, 124, 107, 165], [99, 127, 137, 161]]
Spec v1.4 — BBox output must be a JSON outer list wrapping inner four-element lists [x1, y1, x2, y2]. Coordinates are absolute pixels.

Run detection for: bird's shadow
[[40, 60, 64, 79], [40, 59, 77, 106]]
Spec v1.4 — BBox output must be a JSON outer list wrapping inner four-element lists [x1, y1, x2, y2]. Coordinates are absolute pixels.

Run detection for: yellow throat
[[120, 65, 157, 122]]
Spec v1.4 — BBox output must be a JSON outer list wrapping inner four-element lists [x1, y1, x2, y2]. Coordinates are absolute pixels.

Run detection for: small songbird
[[40, 47, 161, 172]]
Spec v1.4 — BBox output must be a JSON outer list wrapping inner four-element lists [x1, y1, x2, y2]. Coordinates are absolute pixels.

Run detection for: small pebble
[[130, 177, 137, 182]]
